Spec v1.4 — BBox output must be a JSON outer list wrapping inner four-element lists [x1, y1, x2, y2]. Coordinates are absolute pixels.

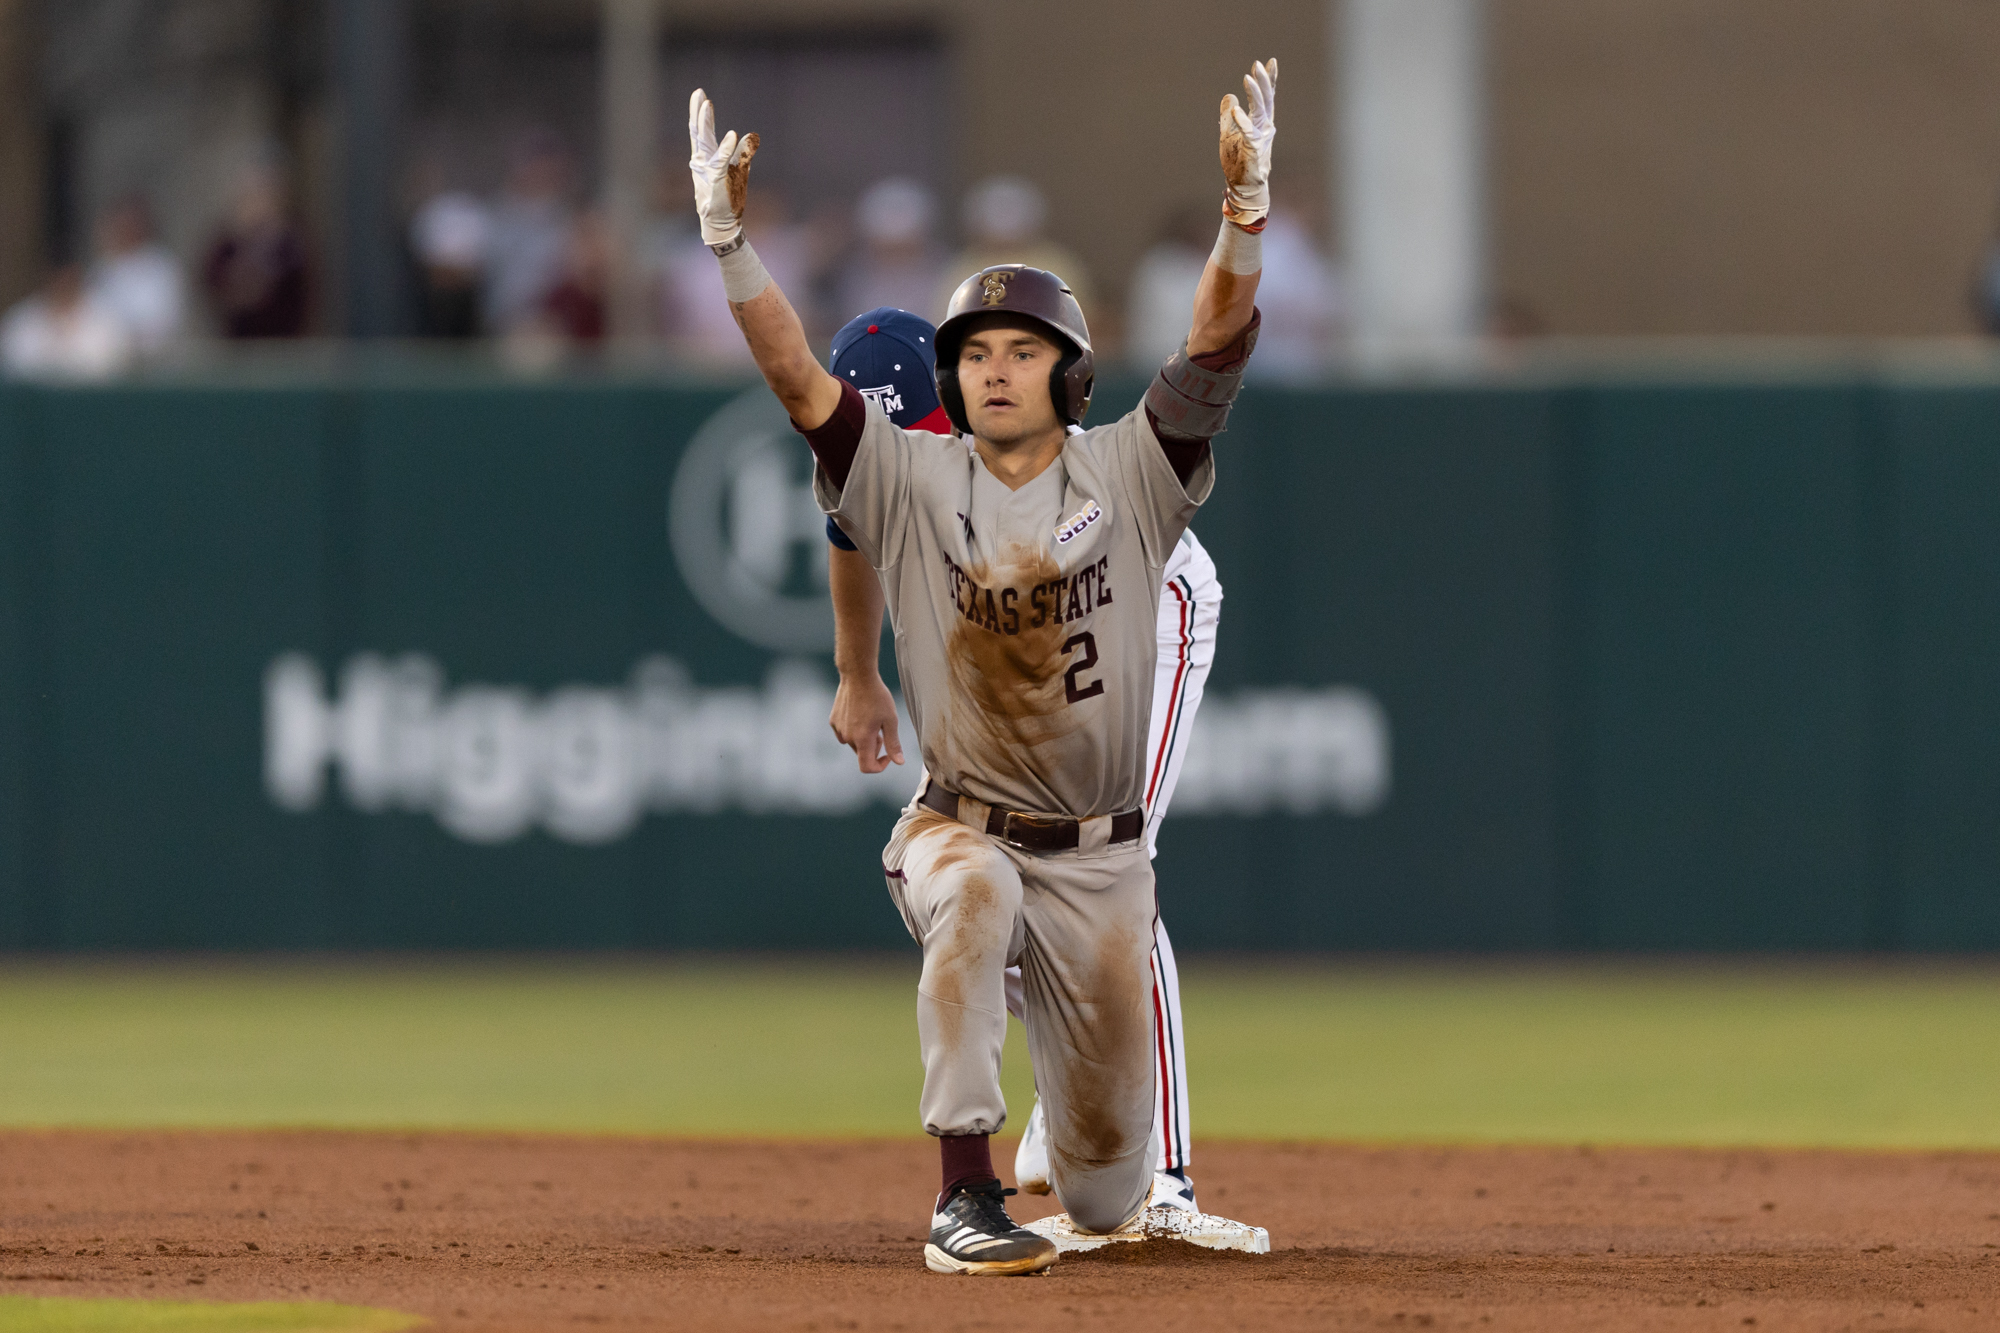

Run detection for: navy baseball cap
[[826, 308, 952, 551], [830, 307, 953, 436]]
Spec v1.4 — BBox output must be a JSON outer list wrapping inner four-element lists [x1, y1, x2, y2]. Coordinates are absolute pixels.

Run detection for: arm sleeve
[[808, 383, 925, 569], [825, 514, 859, 552], [795, 380, 868, 492], [1152, 432, 1210, 490]]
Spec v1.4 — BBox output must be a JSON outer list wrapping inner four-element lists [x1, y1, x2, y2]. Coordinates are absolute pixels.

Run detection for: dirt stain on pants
[[883, 802, 1156, 1231]]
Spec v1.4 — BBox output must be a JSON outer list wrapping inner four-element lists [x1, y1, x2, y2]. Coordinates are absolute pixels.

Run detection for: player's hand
[[830, 674, 905, 774], [1219, 58, 1277, 229], [688, 88, 760, 248]]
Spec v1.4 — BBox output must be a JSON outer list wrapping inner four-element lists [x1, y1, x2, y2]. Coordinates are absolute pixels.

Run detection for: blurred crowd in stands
[[2, 127, 1346, 381], [1, 159, 311, 380]]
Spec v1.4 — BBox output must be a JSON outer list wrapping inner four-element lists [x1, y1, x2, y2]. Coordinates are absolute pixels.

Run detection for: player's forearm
[[1147, 222, 1262, 468], [826, 542, 903, 773], [828, 543, 886, 680], [723, 258, 843, 428], [1188, 224, 1262, 357]]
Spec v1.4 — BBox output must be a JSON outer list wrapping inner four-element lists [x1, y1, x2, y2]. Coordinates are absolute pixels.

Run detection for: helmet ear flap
[[1049, 348, 1088, 427], [935, 359, 968, 435]]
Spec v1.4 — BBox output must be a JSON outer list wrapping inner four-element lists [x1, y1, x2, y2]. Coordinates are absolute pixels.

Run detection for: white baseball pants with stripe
[[1005, 527, 1221, 1176]]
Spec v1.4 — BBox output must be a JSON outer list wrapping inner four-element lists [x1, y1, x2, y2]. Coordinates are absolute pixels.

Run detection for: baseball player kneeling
[[820, 308, 1220, 1220], [690, 57, 1276, 1275]]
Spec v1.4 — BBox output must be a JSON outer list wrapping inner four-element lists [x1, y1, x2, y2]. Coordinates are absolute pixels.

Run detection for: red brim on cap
[[911, 405, 954, 436]]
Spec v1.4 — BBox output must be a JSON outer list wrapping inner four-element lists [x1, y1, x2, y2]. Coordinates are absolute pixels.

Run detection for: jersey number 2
[[1062, 632, 1104, 704]]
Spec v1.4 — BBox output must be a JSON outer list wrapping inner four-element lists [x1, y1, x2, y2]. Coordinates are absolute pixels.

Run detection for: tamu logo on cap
[[829, 306, 953, 436], [858, 385, 905, 416]]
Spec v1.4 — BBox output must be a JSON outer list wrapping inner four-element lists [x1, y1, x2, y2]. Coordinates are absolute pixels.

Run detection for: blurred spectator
[[1125, 204, 1216, 368], [1, 263, 133, 379], [796, 198, 856, 344], [484, 129, 575, 336], [944, 176, 1095, 323], [1248, 197, 1343, 379], [541, 209, 610, 343], [838, 178, 946, 320], [410, 190, 490, 338], [202, 165, 310, 338], [640, 160, 697, 336], [663, 186, 811, 366], [88, 194, 185, 356]]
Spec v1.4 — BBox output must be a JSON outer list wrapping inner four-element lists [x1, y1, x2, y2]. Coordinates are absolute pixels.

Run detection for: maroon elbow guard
[[795, 380, 868, 491]]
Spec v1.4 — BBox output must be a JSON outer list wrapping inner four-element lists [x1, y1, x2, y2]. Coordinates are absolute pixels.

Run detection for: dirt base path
[[2, 1133, 1997, 1331]]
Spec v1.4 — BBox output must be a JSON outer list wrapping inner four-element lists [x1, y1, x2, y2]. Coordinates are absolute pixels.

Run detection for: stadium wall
[[1, 373, 1997, 952]]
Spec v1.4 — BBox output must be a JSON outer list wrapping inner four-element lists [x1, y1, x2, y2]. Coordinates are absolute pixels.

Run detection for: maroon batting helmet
[[933, 265, 1094, 433]]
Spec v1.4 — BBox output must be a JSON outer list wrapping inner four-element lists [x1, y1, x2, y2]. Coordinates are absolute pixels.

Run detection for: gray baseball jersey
[[815, 405, 1213, 818]]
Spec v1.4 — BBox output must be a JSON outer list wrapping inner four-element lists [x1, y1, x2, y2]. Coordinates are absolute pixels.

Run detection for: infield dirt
[[2, 1132, 1997, 1331]]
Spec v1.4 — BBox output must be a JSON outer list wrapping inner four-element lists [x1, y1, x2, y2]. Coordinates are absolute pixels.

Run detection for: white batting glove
[[1219, 58, 1277, 230], [688, 88, 760, 250]]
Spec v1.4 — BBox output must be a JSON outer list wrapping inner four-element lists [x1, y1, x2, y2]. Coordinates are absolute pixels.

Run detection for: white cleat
[[1013, 1098, 1052, 1195], [1151, 1168, 1198, 1212], [1023, 1203, 1269, 1255]]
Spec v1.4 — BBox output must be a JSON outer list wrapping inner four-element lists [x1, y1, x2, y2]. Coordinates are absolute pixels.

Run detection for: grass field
[[2, 956, 1998, 1147], [0, 1297, 420, 1332]]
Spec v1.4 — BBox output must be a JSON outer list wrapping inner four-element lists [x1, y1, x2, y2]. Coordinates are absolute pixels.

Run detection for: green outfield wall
[[0, 370, 1996, 952]]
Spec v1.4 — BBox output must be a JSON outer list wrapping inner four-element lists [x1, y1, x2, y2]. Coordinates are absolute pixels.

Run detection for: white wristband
[[1210, 220, 1263, 276], [718, 238, 772, 303]]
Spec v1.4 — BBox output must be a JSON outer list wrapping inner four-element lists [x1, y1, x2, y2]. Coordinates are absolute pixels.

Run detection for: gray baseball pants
[[882, 800, 1157, 1235]]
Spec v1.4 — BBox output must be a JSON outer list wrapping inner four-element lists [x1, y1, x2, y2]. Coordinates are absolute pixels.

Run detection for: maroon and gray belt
[[919, 780, 1143, 854]]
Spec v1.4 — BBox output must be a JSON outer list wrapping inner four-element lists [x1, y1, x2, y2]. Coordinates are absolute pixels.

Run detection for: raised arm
[[689, 90, 843, 430], [1190, 59, 1274, 355], [1144, 59, 1276, 473]]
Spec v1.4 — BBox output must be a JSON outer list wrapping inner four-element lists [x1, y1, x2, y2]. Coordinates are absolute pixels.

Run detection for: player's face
[[956, 319, 1064, 448]]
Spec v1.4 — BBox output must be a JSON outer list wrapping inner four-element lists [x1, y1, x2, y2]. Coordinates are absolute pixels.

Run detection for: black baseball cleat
[[924, 1178, 1058, 1275]]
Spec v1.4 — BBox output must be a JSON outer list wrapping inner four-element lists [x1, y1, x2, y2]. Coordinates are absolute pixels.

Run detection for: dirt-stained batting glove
[[688, 88, 760, 250], [1219, 59, 1277, 231]]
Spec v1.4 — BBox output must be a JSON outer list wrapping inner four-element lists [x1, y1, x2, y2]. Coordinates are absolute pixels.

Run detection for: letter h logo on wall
[[670, 389, 838, 652]]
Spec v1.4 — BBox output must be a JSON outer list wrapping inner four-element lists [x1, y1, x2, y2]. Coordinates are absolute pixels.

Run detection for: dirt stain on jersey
[[943, 544, 1082, 798]]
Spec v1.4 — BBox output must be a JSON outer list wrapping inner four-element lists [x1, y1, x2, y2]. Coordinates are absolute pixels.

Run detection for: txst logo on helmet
[[1056, 500, 1102, 545]]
